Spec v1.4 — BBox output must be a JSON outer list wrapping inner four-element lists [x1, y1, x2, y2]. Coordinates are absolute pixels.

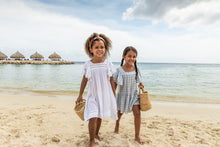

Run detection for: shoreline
[[0, 60, 74, 64], [1, 88, 220, 105], [0, 93, 220, 146], [1, 89, 220, 109]]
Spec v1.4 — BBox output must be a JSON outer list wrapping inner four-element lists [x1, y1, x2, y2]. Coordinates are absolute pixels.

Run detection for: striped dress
[[113, 66, 143, 114], [83, 60, 118, 121]]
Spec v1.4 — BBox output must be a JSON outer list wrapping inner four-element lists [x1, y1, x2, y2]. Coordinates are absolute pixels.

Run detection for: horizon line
[[72, 61, 220, 65]]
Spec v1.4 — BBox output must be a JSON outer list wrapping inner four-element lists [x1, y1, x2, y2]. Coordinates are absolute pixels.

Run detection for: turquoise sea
[[0, 62, 220, 104]]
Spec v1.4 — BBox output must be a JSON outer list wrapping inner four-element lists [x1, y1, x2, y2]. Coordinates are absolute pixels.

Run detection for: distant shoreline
[[1, 88, 220, 105], [0, 60, 74, 64]]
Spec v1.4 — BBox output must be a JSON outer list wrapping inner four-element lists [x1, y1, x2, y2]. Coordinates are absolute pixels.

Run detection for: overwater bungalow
[[0, 51, 8, 60], [48, 52, 61, 61], [10, 51, 25, 60], [30, 52, 44, 61]]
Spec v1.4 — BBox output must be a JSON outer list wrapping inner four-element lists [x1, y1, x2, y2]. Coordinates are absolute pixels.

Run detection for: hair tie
[[93, 36, 105, 43]]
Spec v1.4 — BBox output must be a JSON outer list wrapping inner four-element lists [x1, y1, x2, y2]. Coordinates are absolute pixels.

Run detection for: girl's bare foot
[[95, 134, 103, 141], [87, 140, 95, 147], [135, 136, 145, 145]]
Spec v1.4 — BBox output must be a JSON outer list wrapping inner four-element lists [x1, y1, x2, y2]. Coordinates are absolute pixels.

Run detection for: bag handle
[[76, 99, 86, 105], [139, 87, 149, 94], [139, 87, 145, 95]]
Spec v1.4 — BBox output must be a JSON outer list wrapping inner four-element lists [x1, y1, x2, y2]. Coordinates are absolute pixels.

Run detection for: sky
[[1, 0, 220, 63]]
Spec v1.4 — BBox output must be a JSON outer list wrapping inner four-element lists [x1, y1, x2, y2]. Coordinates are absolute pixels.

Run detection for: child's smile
[[124, 50, 137, 66], [90, 40, 106, 58]]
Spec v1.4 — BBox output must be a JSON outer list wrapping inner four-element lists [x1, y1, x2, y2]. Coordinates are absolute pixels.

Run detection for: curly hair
[[85, 33, 112, 58]]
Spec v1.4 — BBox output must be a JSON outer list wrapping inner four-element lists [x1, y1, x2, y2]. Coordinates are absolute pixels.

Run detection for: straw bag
[[74, 99, 86, 121], [139, 88, 152, 111]]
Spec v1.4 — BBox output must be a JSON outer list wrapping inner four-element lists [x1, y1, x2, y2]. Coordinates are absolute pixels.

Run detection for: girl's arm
[[76, 75, 88, 103], [114, 82, 117, 91], [110, 76, 116, 96]]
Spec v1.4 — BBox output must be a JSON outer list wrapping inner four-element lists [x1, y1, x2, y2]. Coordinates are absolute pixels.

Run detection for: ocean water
[[0, 62, 220, 104]]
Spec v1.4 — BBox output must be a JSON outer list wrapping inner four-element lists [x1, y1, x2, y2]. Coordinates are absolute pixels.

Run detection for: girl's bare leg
[[95, 118, 103, 141], [132, 105, 145, 145], [88, 118, 97, 147], [114, 110, 122, 133]]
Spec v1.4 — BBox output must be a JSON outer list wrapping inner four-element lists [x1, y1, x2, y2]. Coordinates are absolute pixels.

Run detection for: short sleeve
[[82, 61, 91, 80], [137, 68, 143, 84], [113, 68, 123, 85], [107, 61, 116, 79]]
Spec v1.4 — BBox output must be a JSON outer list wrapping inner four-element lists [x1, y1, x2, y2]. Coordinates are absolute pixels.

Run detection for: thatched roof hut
[[30, 52, 44, 61], [10, 51, 25, 60], [0, 51, 8, 60], [48, 52, 61, 61]]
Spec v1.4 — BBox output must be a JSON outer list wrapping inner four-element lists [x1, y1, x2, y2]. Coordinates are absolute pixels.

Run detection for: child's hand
[[138, 82, 144, 89], [76, 96, 83, 104]]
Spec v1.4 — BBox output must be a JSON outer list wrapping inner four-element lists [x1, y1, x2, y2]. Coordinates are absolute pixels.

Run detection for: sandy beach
[[0, 94, 220, 147]]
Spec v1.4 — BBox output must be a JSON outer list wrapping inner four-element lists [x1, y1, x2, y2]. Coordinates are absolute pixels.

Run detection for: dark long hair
[[121, 46, 138, 80]]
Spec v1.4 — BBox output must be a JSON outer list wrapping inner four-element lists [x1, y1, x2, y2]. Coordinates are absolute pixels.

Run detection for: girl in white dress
[[76, 33, 118, 147]]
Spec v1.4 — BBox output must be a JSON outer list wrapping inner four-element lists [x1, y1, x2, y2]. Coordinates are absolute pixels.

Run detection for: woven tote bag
[[139, 88, 152, 111], [74, 99, 86, 121]]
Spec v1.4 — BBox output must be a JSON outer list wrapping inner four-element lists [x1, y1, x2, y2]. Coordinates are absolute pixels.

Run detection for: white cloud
[[0, 0, 151, 62], [0, 0, 220, 63], [123, 0, 220, 29], [0, 0, 118, 61]]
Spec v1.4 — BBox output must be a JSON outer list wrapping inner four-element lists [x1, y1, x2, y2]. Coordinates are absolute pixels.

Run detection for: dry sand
[[0, 94, 220, 147]]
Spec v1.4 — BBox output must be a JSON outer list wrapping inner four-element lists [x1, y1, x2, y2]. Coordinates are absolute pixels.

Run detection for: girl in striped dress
[[113, 46, 145, 145], [76, 33, 118, 147]]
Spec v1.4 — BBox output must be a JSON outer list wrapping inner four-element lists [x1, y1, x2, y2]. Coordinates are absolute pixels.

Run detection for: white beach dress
[[83, 60, 118, 121]]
